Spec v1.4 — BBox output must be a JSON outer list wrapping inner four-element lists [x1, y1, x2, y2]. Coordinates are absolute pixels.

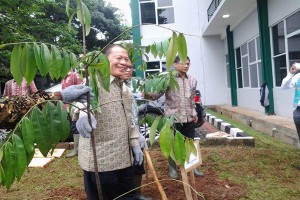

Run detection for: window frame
[[271, 9, 300, 87], [139, 0, 175, 25]]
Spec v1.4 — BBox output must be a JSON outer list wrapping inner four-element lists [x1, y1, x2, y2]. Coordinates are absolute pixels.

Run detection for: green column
[[257, 0, 275, 114], [130, 0, 143, 77], [226, 26, 238, 106]]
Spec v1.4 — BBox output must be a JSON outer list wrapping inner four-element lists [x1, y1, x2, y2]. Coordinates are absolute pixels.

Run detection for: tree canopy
[[0, 0, 131, 84]]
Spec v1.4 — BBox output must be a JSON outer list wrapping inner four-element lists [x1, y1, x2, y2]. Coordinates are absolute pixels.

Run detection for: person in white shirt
[[281, 62, 300, 170]]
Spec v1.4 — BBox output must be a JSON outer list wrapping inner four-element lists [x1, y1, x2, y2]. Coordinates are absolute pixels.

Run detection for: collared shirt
[[3, 78, 38, 97], [149, 73, 197, 123], [78, 75, 139, 172]]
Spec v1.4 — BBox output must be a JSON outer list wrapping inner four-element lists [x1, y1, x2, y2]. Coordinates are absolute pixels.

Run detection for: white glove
[[76, 114, 97, 138], [132, 146, 144, 165], [60, 85, 92, 103], [139, 135, 148, 149]]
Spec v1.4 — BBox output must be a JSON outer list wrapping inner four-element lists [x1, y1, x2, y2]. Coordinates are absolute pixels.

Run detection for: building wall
[[134, 0, 300, 118], [268, 0, 300, 118], [230, 10, 264, 112]]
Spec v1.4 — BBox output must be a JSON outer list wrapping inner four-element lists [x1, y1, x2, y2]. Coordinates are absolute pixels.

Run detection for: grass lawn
[[0, 109, 300, 199]]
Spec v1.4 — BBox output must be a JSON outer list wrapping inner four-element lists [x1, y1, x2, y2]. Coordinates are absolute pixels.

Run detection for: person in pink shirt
[[61, 70, 83, 89], [3, 77, 38, 97]]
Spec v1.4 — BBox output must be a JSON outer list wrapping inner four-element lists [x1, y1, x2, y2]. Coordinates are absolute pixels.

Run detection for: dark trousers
[[293, 107, 300, 140], [84, 166, 136, 200], [174, 121, 195, 139]]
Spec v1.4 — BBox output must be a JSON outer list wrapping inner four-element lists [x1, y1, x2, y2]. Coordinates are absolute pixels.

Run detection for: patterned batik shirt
[[61, 71, 83, 89], [78, 75, 140, 172], [3, 78, 38, 97], [149, 73, 198, 123]]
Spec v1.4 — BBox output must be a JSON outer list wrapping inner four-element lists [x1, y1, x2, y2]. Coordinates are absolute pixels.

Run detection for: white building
[[130, 0, 300, 118]]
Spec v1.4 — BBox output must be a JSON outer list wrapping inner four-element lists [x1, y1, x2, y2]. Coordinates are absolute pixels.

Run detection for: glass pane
[[225, 55, 228, 63], [256, 36, 261, 60], [241, 44, 247, 56], [249, 39, 256, 63], [274, 55, 287, 87], [286, 11, 300, 34], [272, 21, 285, 56], [158, 0, 173, 7], [226, 64, 231, 88], [242, 56, 249, 87], [236, 48, 241, 68], [162, 62, 167, 71], [237, 69, 243, 88], [158, 7, 174, 24], [257, 62, 263, 86], [147, 61, 160, 70], [140, 3, 156, 24], [288, 33, 300, 66], [145, 70, 159, 77], [250, 64, 258, 88]]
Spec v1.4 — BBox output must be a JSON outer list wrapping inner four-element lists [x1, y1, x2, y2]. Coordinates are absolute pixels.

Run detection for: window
[[140, 0, 175, 25], [272, 10, 300, 87], [144, 61, 166, 77], [235, 36, 261, 88], [235, 48, 243, 88]]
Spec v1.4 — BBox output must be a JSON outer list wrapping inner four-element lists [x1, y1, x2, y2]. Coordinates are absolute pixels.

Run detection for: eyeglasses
[[116, 66, 134, 71]]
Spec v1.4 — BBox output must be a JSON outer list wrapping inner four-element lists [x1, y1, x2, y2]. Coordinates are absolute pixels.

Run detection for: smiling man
[[76, 44, 144, 200]]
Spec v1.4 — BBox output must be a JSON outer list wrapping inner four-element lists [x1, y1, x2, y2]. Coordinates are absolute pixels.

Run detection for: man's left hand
[[132, 146, 144, 165]]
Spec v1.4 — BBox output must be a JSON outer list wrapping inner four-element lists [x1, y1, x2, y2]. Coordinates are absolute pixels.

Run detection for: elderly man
[[76, 44, 144, 200]]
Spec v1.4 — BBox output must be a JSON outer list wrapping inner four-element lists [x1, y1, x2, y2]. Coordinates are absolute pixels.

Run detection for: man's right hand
[[60, 85, 92, 103], [76, 114, 97, 138]]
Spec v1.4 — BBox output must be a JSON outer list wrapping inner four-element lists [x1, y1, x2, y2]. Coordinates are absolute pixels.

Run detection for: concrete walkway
[[209, 105, 299, 148]]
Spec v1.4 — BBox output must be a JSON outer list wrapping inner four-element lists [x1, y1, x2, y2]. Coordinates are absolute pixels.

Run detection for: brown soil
[[44, 122, 247, 200], [140, 147, 247, 200]]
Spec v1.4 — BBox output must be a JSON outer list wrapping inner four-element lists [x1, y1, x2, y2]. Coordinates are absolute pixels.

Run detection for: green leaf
[[50, 45, 63, 79], [166, 32, 178, 69], [56, 101, 70, 142], [77, 1, 91, 36], [40, 43, 51, 76], [159, 122, 172, 158], [185, 138, 191, 162], [66, 0, 70, 17], [25, 43, 37, 84], [61, 49, 71, 78], [33, 43, 43, 76], [4, 142, 15, 190], [12, 134, 27, 182], [92, 53, 110, 92], [190, 139, 197, 156], [174, 131, 186, 166], [149, 116, 162, 145], [145, 45, 151, 54], [151, 44, 158, 58], [21, 117, 35, 164], [177, 33, 187, 65], [30, 107, 52, 157], [81, 2, 91, 36], [0, 44, 6, 49], [0, 149, 3, 162], [10, 44, 23, 85], [0, 164, 5, 186], [42, 102, 61, 144], [89, 70, 100, 110], [68, 12, 76, 32], [69, 52, 77, 68]]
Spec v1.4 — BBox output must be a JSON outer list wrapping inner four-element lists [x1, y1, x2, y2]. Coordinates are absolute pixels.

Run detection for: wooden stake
[[180, 167, 193, 200], [144, 150, 168, 200]]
